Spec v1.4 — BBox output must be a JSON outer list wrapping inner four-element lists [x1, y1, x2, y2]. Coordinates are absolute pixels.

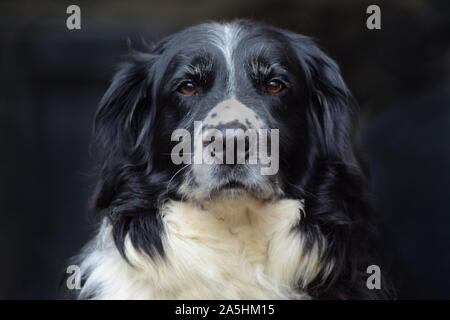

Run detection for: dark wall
[[0, 0, 449, 299]]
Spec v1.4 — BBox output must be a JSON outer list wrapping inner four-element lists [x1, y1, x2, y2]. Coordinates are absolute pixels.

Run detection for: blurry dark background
[[0, 0, 449, 299]]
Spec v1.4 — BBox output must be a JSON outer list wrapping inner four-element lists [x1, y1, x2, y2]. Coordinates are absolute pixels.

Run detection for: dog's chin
[[203, 179, 279, 202], [179, 165, 283, 202]]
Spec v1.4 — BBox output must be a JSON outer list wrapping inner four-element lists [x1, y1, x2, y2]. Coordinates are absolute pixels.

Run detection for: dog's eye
[[265, 80, 284, 94], [178, 81, 198, 95]]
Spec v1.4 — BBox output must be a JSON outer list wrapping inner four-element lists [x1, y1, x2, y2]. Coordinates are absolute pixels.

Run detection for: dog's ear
[[93, 51, 159, 211], [91, 51, 168, 260], [286, 33, 387, 299], [286, 33, 368, 205], [94, 51, 159, 165], [287, 34, 357, 163]]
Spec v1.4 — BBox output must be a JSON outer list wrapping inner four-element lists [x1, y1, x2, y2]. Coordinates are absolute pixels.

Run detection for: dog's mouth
[[185, 162, 282, 201], [208, 178, 278, 201], [207, 179, 252, 198]]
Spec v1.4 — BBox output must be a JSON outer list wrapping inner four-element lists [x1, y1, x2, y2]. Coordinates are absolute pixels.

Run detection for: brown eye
[[178, 81, 198, 95], [265, 80, 283, 94]]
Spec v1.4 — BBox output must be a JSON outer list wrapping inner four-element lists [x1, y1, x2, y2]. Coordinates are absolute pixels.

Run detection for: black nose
[[204, 122, 252, 165], [222, 128, 251, 164]]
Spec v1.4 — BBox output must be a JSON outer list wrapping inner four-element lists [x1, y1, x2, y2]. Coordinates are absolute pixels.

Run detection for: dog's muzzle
[[187, 98, 279, 199]]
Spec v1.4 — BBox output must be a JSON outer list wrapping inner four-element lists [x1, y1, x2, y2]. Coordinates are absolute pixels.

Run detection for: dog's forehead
[[167, 22, 286, 76], [203, 22, 277, 94], [207, 23, 243, 63], [204, 22, 286, 60]]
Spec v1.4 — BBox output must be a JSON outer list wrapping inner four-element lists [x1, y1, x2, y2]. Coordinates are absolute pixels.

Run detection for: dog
[[69, 20, 387, 299]]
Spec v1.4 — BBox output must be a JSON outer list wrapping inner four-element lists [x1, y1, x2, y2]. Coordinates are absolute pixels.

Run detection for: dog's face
[[94, 20, 356, 205], [95, 20, 352, 205], [94, 20, 356, 207], [151, 22, 314, 201]]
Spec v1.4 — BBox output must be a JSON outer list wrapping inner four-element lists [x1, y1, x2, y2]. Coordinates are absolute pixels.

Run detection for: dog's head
[[92, 20, 375, 298], [94, 20, 357, 201]]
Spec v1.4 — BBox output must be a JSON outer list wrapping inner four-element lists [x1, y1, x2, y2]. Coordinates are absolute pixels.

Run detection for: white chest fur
[[79, 197, 327, 299]]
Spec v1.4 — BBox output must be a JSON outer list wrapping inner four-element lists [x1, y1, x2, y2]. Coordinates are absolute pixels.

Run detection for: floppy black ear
[[286, 34, 388, 299], [94, 51, 158, 171], [287, 34, 357, 163], [91, 51, 167, 260]]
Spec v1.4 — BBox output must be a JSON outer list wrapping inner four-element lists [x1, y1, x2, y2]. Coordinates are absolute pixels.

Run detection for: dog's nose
[[222, 128, 251, 165], [204, 123, 253, 165]]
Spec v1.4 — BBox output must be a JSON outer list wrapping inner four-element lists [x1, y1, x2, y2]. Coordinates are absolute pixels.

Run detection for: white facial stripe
[[203, 98, 264, 129], [209, 23, 241, 94]]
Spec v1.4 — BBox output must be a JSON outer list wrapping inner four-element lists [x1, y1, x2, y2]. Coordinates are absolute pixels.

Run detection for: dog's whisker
[[165, 164, 190, 195]]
